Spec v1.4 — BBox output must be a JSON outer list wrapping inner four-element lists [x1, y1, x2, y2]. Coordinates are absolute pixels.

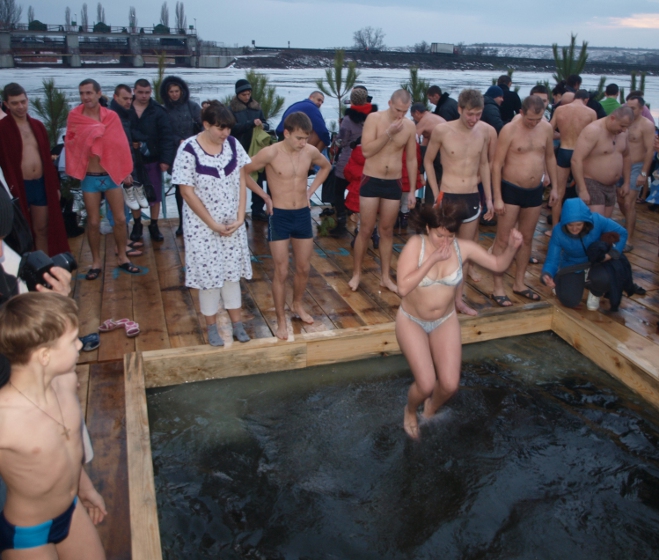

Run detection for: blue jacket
[[275, 99, 330, 146], [542, 198, 627, 278]]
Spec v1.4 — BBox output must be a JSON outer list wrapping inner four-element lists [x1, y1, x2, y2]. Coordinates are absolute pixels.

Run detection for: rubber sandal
[[513, 289, 541, 301], [85, 268, 102, 281], [490, 294, 513, 307], [128, 240, 144, 249], [118, 262, 141, 274], [98, 319, 123, 332], [114, 318, 140, 338], [528, 257, 540, 265], [79, 333, 100, 352], [125, 248, 143, 258]]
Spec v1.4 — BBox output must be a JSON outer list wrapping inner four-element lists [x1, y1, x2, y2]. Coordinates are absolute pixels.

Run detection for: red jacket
[[343, 145, 364, 213], [401, 143, 424, 193]]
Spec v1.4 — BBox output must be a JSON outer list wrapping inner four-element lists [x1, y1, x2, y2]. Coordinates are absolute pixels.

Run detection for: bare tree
[[65, 6, 71, 30], [27, 5, 34, 22], [96, 2, 105, 24], [352, 27, 385, 51], [0, 0, 23, 28], [160, 2, 169, 27], [128, 6, 137, 32], [409, 41, 430, 54], [80, 3, 88, 30], [175, 1, 186, 31]]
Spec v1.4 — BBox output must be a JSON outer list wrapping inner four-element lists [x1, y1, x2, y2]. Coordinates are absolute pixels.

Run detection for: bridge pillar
[[0, 32, 14, 68], [64, 33, 81, 67], [129, 35, 143, 67]]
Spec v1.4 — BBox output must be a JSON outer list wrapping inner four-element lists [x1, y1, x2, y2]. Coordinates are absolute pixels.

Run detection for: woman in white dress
[[171, 102, 252, 346]]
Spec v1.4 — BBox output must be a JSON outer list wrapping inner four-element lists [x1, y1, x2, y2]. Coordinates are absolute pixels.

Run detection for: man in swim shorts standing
[[549, 89, 596, 228], [348, 89, 418, 293], [490, 96, 558, 305], [424, 89, 494, 315], [244, 112, 330, 340], [411, 103, 446, 204], [572, 106, 633, 218]]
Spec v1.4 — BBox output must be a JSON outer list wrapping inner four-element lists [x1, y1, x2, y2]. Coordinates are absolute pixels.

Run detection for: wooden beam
[[124, 352, 163, 560]]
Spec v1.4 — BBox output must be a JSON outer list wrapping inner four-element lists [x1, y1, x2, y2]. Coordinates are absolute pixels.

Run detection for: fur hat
[[350, 87, 368, 106], [235, 79, 252, 94]]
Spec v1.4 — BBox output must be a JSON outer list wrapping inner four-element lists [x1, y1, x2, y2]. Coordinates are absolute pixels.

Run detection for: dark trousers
[[175, 185, 183, 225], [250, 171, 267, 214], [555, 263, 609, 308], [333, 176, 350, 218]]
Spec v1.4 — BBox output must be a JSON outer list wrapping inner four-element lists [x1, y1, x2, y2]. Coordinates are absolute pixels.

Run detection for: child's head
[[0, 293, 79, 376], [283, 112, 313, 150]]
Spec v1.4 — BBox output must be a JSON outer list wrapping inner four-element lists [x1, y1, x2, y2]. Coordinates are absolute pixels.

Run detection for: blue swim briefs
[[24, 176, 48, 206], [0, 497, 77, 552], [267, 207, 313, 242], [81, 173, 120, 194]]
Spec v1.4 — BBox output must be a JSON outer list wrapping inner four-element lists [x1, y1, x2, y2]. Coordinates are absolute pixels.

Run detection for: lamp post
[[194, 18, 197, 32]]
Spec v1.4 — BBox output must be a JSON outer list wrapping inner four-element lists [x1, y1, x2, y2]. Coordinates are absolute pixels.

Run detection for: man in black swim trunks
[[491, 96, 558, 306], [348, 89, 418, 294], [244, 112, 330, 340]]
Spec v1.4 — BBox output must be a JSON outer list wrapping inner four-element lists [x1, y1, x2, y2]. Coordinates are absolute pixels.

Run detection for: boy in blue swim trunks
[[245, 112, 331, 340], [0, 293, 107, 559]]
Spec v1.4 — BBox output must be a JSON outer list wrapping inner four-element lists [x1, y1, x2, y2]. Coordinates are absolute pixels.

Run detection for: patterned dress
[[171, 135, 253, 289]]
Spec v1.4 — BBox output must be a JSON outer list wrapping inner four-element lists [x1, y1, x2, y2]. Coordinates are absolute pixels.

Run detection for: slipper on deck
[[528, 257, 540, 265], [118, 262, 141, 274], [513, 289, 541, 301], [490, 294, 513, 307], [79, 333, 100, 352], [114, 318, 140, 338], [125, 248, 143, 257], [98, 319, 124, 332], [128, 240, 144, 249], [85, 268, 102, 281]]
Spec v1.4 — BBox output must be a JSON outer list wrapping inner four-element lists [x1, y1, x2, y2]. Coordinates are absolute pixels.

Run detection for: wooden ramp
[[72, 202, 659, 559]]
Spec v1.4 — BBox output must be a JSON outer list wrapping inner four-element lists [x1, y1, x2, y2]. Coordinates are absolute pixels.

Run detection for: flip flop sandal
[[98, 318, 125, 332], [79, 333, 100, 352], [125, 248, 143, 257], [85, 268, 102, 281], [128, 240, 144, 249], [490, 294, 513, 307], [513, 289, 541, 301], [118, 262, 141, 274], [114, 318, 140, 338]]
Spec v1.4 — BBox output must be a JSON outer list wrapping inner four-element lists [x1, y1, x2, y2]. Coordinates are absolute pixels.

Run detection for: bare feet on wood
[[292, 302, 314, 324], [348, 274, 360, 292], [380, 276, 398, 294], [275, 320, 289, 340], [455, 298, 478, 316]]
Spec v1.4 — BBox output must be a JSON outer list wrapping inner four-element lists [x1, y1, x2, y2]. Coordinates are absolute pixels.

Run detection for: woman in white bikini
[[396, 200, 523, 439]]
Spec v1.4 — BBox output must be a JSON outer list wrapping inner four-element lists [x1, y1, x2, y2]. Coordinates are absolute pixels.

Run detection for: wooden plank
[[75, 364, 89, 419], [460, 302, 553, 344], [85, 361, 131, 560], [124, 352, 163, 560]]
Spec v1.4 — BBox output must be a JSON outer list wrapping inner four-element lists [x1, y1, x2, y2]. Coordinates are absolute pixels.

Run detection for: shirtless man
[[65, 79, 138, 279], [424, 89, 494, 315], [244, 112, 330, 340], [411, 102, 445, 204], [348, 89, 418, 293], [491, 96, 558, 305], [550, 89, 597, 227], [572, 106, 633, 218], [617, 95, 655, 247]]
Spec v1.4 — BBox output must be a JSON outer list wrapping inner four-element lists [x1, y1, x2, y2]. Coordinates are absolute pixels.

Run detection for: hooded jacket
[[229, 95, 269, 152], [433, 93, 459, 121], [335, 103, 377, 178], [159, 76, 202, 143], [542, 198, 627, 278], [130, 98, 177, 167], [481, 96, 504, 134]]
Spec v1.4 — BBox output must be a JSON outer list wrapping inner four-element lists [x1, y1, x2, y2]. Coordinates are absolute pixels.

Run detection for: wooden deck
[[72, 202, 659, 559]]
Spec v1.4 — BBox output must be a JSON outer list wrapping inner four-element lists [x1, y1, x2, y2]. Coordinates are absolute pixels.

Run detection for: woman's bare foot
[[275, 320, 289, 340], [292, 302, 314, 324], [380, 276, 398, 294], [348, 274, 360, 292], [455, 299, 478, 316], [403, 406, 420, 440]]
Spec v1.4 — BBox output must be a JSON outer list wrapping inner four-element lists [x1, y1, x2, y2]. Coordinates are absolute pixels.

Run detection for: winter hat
[[485, 86, 504, 99], [235, 79, 252, 94], [350, 87, 368, 106], [0, 187, 13, 239]]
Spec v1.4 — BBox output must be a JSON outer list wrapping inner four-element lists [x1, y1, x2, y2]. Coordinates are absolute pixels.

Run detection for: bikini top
[[418, 236, 463, 288]]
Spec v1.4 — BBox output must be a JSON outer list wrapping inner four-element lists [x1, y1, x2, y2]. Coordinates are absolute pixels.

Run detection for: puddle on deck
[[148, 332, 659, 559]]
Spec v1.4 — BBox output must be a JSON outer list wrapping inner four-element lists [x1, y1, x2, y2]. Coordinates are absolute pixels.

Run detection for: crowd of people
[[0, 70, 658, 556]]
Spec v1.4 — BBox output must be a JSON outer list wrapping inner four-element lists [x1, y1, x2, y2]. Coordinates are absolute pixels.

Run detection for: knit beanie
[[0, 187, 13, 239], [235, 79, 252, 94], [485, 85, 504, 99], [350, 88, 368, 106]]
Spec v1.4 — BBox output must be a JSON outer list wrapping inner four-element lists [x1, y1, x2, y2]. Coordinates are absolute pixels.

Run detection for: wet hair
[[391, 89, 412, 104], [284, 111, 313, 133], [201, 101, 236, 128], [552, 80, 567, 96], [497, 75, 512, 87], [575, 89, 590, 101], [114, 84, 132, 96], [605, 83, 619, 96], [0, 293, 78, 371], [79, 78, 101, 92], [521, 95, 545, 114], [530, 84, 548, 96], [458, 88, 484, 110], [3, 82, 26, 101], [566, 74, 582, 88], [410, 102, 427, 114], [627, 94, 645, 107], [426, 85, 442, 97], [408, 199, 466, 234], [611, 106, 634, 121], [134, 78, 152, 90]]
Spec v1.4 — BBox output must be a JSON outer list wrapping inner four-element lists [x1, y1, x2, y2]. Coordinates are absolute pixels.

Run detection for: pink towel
[[65, 105, 132, 185]]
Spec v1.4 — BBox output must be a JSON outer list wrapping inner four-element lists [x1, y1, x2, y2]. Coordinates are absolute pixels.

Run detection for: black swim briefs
[[436, 191, 481, 223], [501, 180, 544, 208], [267, 207, 313, 242], [359, 175, 403, 200], [556, 147, 573, 169]]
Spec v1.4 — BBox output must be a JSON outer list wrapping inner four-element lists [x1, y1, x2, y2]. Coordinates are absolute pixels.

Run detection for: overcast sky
[[24, 0, 659, 49]]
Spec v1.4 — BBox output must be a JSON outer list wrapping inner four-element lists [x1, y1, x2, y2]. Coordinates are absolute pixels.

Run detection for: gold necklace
[[10, 382, 71, 440]]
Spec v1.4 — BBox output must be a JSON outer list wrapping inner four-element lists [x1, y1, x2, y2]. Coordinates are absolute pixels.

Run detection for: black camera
[[18, 251, 78, 292]]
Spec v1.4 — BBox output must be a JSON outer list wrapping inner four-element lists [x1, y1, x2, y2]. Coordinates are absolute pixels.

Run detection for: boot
[[130, 220, 143, 242], [329, 216, 348, 237], [148, 221, 164, 242]]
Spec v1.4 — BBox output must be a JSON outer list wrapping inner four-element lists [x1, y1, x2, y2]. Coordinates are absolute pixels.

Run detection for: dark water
[[148, 333, 659, 559]]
